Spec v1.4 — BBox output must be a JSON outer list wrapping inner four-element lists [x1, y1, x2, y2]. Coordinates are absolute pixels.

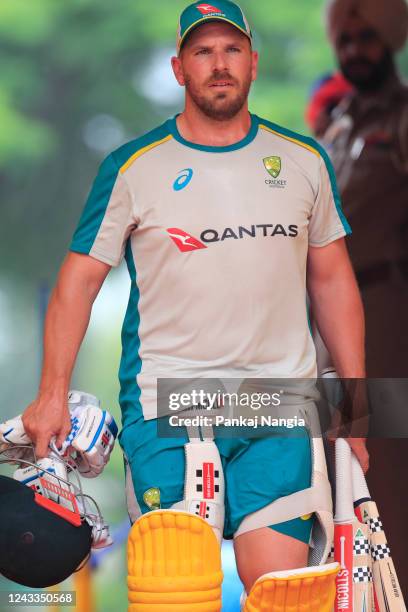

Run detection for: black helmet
[[0, 475, 92, 588]]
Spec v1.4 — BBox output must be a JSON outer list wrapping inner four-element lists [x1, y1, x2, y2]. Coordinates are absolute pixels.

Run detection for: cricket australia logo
[[263, 155, 287, 189], [264, 156, 281, 178]]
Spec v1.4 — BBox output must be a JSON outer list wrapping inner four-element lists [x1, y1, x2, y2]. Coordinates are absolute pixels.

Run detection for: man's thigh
[[120, 419, 313, 546], [220, 430, 313, 542], [221, 431, 313, 590]]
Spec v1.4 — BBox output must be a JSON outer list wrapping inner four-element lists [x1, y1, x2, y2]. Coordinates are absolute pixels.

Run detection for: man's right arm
[[22, 252, 111, 458]]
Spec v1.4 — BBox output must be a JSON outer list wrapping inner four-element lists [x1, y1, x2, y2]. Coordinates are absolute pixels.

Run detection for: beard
[[340, 49, 394, 93], [184, 69, 252, 121]]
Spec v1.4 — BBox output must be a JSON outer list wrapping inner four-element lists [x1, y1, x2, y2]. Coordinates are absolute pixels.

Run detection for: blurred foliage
[[0, 0, 405, 283], [0, 2, 407, 610]]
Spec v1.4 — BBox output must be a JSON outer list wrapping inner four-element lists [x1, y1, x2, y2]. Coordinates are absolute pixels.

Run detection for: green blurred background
[[0, 0, 407, 610]]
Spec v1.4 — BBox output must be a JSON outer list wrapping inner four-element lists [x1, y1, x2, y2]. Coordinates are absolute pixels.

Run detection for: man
[[322, 0, 408, 595], [21, 1, 366, 609], [324, 0, 408, 377]]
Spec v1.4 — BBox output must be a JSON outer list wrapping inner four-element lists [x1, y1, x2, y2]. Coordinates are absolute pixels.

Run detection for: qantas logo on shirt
[[167, 228, 207, 252], [167, 223, 299, 252], [196, 4, 222, 14]]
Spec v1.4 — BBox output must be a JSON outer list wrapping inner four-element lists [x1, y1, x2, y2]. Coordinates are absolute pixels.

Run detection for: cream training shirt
[[70, 114, 351, 424]]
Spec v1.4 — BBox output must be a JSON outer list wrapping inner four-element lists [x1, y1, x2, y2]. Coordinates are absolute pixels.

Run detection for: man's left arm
[[307, 237, 369, 471], [307, 237, 365, 379]]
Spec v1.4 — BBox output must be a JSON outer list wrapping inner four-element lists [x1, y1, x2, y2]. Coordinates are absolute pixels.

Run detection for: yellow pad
[[243, 563, 339, 612], [127, 510, 223, 612]]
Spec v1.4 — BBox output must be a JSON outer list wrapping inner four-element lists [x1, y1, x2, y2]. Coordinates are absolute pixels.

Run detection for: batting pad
[[241, 563, 339, 612], [127, 510, 223, 611]]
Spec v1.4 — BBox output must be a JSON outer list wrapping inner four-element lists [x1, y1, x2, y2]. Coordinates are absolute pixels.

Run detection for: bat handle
[[351, 453, 370, 502], [335, 437, 354, 522]]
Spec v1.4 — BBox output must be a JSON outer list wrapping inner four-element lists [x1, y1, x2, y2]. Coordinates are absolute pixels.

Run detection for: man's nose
[[212, 50, 229, 72], [342, 39, 363, 59]]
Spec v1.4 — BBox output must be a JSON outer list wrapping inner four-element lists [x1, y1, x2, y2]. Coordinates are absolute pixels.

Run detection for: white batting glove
[[60, 391, 118, 478], [0, 414, 32, 462], [0, 414, 30, 447], [13, 455, 74, 507]]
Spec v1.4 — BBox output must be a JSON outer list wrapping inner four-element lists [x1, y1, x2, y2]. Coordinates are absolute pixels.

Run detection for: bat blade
[[352, 456, 407, 612], [335, 439, 374, 612]]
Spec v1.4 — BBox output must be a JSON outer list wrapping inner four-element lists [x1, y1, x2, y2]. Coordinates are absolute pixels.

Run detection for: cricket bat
[[352, 453, 407, 612], [335, 438, 374, 611]]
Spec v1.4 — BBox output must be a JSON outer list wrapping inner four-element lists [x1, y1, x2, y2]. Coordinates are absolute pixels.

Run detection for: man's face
[[335, 13, 393, 92], [172, 22, 258, 120]]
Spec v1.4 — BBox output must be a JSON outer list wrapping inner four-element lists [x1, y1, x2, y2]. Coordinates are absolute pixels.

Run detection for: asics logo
[[167, 228, 207, 252], [173, 168, 193, 191], [197, 4, 222, 15]]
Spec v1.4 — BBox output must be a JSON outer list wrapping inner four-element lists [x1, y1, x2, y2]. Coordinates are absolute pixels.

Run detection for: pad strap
[[235, 473, 332, 537]]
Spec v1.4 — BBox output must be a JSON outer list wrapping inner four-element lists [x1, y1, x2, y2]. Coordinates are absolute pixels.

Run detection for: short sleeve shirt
[[71, 114, 350, 422]]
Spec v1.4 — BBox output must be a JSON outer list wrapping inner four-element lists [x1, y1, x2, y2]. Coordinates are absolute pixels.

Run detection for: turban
[[326, 0, 408, 51]]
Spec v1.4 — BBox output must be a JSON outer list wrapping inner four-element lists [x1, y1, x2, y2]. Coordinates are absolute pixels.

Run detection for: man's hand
[[22, 391, 72, 459]]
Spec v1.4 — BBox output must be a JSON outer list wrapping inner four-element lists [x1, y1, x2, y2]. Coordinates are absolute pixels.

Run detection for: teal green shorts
[[119, 417, 313, 543]]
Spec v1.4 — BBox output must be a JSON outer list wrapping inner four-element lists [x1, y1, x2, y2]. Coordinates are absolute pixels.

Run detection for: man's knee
[[234, 527, 309, 594]]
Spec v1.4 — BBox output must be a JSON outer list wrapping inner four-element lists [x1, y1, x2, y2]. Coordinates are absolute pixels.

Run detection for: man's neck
[[176, 104, 252, 147]]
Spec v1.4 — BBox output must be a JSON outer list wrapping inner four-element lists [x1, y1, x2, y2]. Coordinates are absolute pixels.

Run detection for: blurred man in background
[[324, 0, 408, 378], [322, 0, 408, 594]]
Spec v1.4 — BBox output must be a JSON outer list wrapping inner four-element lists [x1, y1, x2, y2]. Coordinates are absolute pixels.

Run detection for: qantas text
[[200, 223, 299, 243]]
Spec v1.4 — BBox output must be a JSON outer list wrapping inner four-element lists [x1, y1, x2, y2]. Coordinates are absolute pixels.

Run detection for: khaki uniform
[[323, 75, 408, 597], [324, 74, 408, 377]]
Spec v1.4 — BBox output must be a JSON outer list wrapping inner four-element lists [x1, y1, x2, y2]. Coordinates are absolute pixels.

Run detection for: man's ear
[[171, 55, 186, 86]]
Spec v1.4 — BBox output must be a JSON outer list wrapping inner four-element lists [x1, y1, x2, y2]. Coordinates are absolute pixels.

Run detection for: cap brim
[[178, 16, 251, 53]]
